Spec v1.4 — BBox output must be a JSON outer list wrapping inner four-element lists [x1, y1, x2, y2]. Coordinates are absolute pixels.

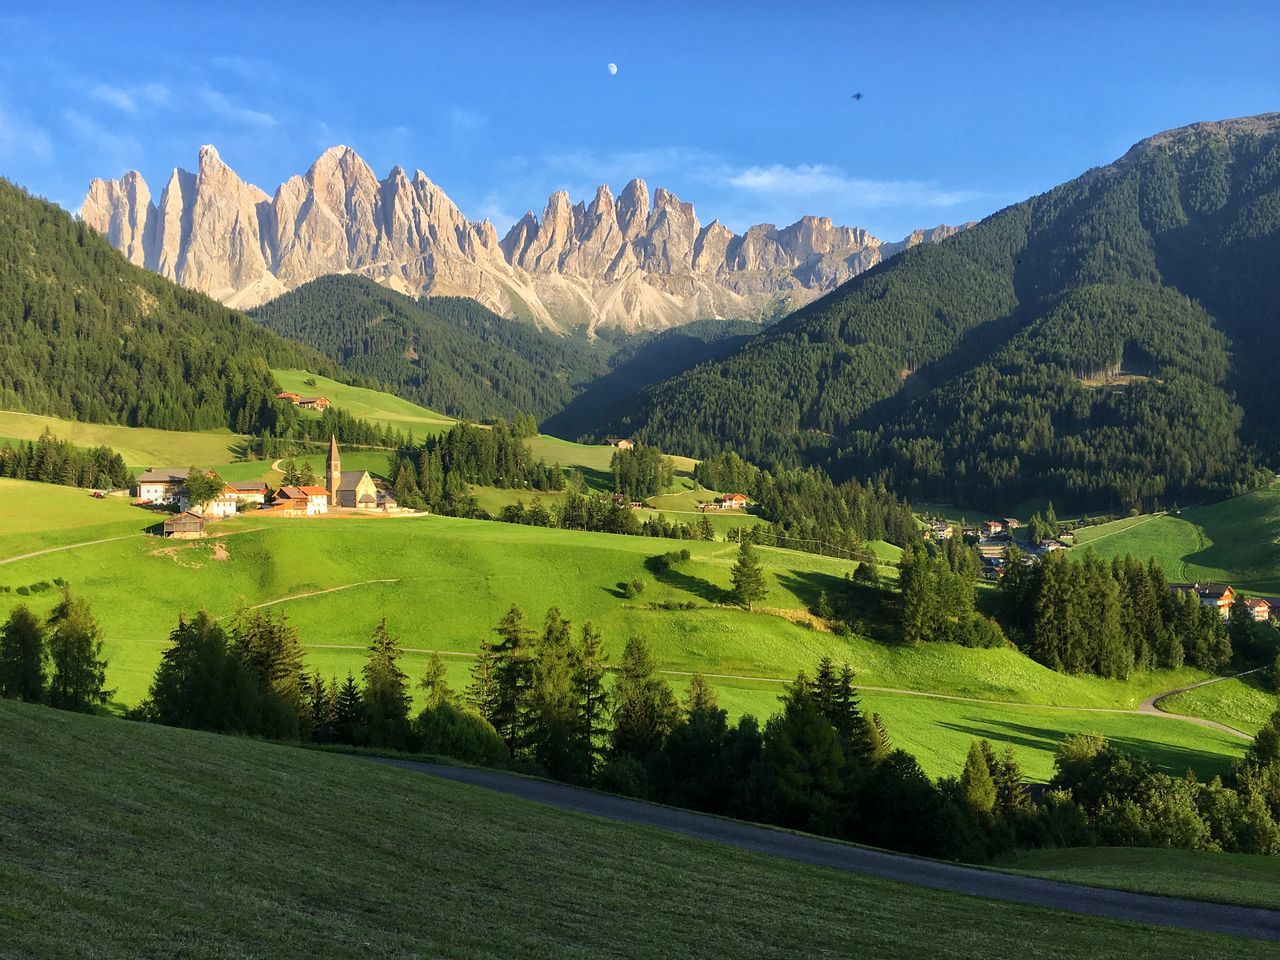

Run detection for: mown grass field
[[0, 698, 1267, 960], [272, 368, 455, 436], [1004, 846, 1280, 911], [1074, 483, 1280, 592], [0, 479, 1250, 781], [0, 409, 243, 467], [0, 478, 156, 559], [1160, 674, 1278, 736]]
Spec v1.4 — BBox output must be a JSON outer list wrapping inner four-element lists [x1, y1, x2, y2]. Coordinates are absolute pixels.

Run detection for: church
[[325, 435, 380, 509]]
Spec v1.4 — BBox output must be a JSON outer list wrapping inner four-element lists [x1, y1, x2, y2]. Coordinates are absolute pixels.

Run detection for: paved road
[[367, 756, 1280, 942], [1139, 668, 1263, 740]]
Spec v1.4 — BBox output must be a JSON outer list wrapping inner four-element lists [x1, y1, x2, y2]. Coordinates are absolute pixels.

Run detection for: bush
[[648, 550, 691, 575], [15, 586, 28, 596], [414, 702, 507, 766], [622, 579, 646, 599]]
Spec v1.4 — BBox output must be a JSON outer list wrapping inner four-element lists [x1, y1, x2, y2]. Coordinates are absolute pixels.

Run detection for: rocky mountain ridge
[[82, 145, 967, 334]]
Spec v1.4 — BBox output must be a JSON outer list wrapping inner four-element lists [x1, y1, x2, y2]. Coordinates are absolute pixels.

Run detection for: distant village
[[925, 515, 1278, 623], [137, 436, 402, 538]]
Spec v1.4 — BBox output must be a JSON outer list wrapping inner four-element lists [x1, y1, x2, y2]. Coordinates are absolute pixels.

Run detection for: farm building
[[227, 481, 268, 506], [717, 493, 749, 509], [276, 391, 301, 403], [605, 438, 635, 450], [272, 485, 330, 515], [296, 396, 331, 410], [980, 520, 1006, 538], [162, 512, 205, 539], [135, 467, 190, 505], [180, 484, 238, 519], [1003, 518, 1023, 530], [1170, 583, 1236, 618]]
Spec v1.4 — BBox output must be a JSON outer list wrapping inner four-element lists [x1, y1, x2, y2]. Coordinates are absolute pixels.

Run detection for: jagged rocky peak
[[81, 144, 968, 334]]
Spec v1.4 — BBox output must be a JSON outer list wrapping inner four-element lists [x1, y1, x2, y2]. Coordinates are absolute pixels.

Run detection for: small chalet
[[296, 396, 331, 411], [926, 520, 954, 541], [605, 438, 635, 450], [272, 485, 330, 515], [276, 391, 302, 403], [980, 520, 1005, 538], [1243, 597, 1272, 622], [717, 493, 749, 509], [135, 467, 191, 505], [1003, 518, 1022, 530], [162, 512, 206, 539]]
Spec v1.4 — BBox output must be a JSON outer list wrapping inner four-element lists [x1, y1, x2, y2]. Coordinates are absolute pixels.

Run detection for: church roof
[[337, 470, 372, 491]]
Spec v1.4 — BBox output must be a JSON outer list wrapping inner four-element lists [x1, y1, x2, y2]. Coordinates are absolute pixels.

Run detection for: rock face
[[82, 145, 968, 334]]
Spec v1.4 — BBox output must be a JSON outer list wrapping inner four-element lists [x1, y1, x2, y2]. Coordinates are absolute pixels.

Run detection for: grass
[[0, 409, 243, 468], [272, 369, 455, 436], [0, 698, 1269, 960], [0, 479, 156, 560], [1004, 846, 1280, 911], [1160, 675, 1278, 736], [0, 479, 1250, 780], [1073, 482, 1280, 592]]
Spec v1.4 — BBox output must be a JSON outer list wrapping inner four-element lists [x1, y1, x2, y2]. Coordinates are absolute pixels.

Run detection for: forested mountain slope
[[249, 275, 608, 421], [0, 179, 336, 434], [607, 115, 1280, 513]]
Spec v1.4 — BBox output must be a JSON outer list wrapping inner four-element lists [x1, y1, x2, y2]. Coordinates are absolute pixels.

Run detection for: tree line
[[0, 591, 111, 712], [0, 429, 132, 490]]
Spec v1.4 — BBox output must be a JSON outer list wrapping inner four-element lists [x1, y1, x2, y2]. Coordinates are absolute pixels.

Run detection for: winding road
[[366, 755, 1280, 941]]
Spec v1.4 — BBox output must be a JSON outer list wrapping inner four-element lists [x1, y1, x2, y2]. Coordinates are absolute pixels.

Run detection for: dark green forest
[[248, 275, 608, 422], [0, 180, 337, 434], [605, 117, 1280, 513]]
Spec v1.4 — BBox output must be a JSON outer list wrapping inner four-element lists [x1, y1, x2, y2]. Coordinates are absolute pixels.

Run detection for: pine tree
[[419, 651, 452, 707], [992, 745, 1030, 816], [573, 621, 609, 778], [46, 589, 111, 712], [490, 605, 535, 757], [610, 636, 677, 764], [683, 673, 719, 718], [526, 607, 584, 781], [306, 674, 336, 743], [333, 673, 364, 745], [730, 539, 767, 609], [467, 637, 501, 723], [361, 618, 411, 748], [960, 740, 997, 822], [0, 605, 46, 703]]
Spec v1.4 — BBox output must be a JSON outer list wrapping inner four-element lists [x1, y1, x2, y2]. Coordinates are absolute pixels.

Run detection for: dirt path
[[245, 578, 401, 611], [1138, 669, 1264, 739], [0, 533, 143, 566], [367, 756, 1280, 941]]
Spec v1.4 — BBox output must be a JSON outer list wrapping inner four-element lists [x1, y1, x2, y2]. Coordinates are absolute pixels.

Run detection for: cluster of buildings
[[140, 436, 399, 538], [1169, 583, 1277, 622], [698, 493, 750, 511], [923, 515, 1072, 580]]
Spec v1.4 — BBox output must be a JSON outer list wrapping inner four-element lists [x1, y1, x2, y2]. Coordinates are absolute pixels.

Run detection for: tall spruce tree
[[0, 606, 47, 703], [730, 539, 767, 609], [573, 621, 609, 779], [361, 618, 411, 748], [490, 605, 535, 757], [609, 636, 678, 765], [46, 589, 111, 712]]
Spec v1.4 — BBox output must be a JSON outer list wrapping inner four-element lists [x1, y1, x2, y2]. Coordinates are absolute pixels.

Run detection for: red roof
[[298, 485, 329, 496], [1244, 597, 1270, 608]]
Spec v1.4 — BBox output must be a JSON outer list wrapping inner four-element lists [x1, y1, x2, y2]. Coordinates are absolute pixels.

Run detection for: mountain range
[[80, 145, 964, 335]]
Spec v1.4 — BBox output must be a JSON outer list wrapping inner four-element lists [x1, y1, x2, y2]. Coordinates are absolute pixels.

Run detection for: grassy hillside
[[0, 478, 155, 559], [1, 699, 1269, 960], [0, 481, 1249, 781], [272, 369, 455, 435], [1075, 483, 1280, 592], [1160, 675, 1279, 735], [0, 409, 244, 468], [1005, 847, 1280, 911]]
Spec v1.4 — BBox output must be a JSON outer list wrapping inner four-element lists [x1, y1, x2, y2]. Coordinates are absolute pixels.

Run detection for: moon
[[607, 62, 618, 76]]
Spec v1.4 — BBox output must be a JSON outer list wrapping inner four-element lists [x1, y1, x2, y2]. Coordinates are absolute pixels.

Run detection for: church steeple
[[326, 434, 341, 505]]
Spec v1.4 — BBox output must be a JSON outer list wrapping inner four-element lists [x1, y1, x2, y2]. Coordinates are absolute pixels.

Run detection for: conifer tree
[[490, 605, 535, 756], [46, 589, 111, 712], [0, 605, 46, 703], [573, 621, 609, 778], [467, 637, 501, 723], [333, 672, 364, 745], [361, 618, 411, 748], [526, 607, 584, 780], [419, 651, 452, 707], [730, 539, 767, 609], [960, 740, 997, 822], [609, 636, 677, 764]]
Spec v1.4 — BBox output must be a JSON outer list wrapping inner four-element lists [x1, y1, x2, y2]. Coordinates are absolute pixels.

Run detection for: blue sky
[[1, 2, 1277, 240]]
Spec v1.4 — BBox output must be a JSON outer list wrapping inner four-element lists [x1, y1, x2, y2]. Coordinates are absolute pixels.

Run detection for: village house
[[296, 396, 331, 411], [1243, 597, 1272, 622], [605, 438, 635, 450], [980, 519, 1006, 538], [276, 391, 301, 403], [162, 512, 206, 539], [226, 481, 268, 506], [926, 520, 954, 541], [135, 467, 190, 505], [1169, 582, 1236, 619], [716, 493, 749, 509], [1003, 518, 1023, 530], [271, 485, 330, 515], [180, 482, 238, 519]]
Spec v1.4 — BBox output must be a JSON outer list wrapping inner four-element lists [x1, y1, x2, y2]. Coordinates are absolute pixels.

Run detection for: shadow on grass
[[936, 717, 1239, 779], [651, 566, 728, 605]]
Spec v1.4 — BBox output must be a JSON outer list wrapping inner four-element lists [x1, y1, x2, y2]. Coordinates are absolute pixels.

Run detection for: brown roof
[[228, 481, 268, 492], [137, 467, 191, 484], [163, 512, 205, 528], [298, 485, 329, 496], [274, 486, 307, 500], [1244, 597, 1271, 608]]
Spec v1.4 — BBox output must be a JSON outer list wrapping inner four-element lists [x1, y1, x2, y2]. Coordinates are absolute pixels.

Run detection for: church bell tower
[[326, 434, 341, 505]]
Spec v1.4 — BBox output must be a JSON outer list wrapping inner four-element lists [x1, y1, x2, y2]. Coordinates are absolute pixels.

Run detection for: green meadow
[[0, 409, 243, 467], [272, 368, 455, 436], [1073, 483, 1280, 592], [0, 479, 1252, 781], [3, 699, 1260, 960], [1004, 846, 1280, 911], [1160, 675, 1279, 736]]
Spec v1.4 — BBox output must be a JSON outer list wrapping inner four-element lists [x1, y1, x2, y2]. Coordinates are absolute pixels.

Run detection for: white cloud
[[62, 109, 143, 163], [89, 82, 170, 115], [199, 88, 277, 128], [726, 163, 980, 209]]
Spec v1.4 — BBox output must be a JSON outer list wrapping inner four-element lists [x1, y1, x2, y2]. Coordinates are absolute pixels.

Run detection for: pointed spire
[[327, 434, 341, 506]]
